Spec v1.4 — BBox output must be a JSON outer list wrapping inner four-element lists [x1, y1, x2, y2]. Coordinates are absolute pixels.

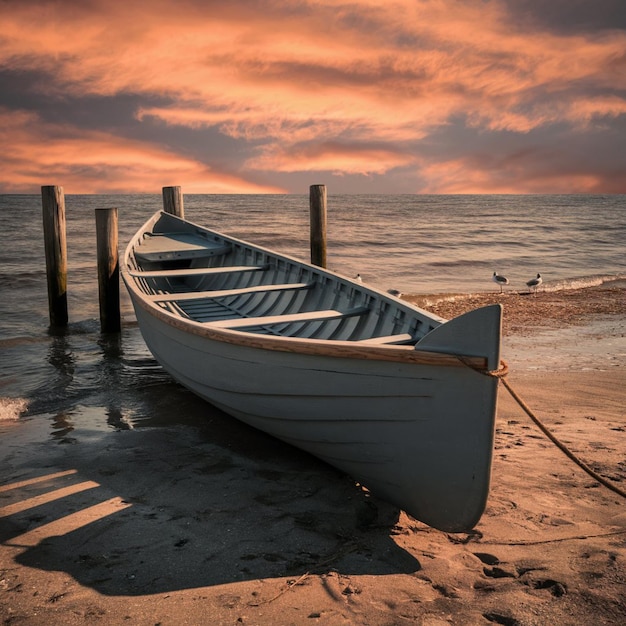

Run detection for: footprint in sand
[[483, 612, 521, 625]]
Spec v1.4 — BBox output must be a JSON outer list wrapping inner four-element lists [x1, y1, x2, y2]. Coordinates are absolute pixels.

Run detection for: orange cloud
[[0, 108, 282, 193], [419, 153, 619, 194], [246, 142, 417, 176]]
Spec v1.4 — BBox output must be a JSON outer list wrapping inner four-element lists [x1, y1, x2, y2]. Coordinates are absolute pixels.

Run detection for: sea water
[[1, 194, 624, 428]]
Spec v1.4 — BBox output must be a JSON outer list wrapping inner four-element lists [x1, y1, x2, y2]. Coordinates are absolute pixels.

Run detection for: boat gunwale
[[122, 211, 488, 371]]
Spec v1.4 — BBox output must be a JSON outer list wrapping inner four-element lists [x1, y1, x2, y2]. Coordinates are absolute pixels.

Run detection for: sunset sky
[[1, 0, 625, 194]]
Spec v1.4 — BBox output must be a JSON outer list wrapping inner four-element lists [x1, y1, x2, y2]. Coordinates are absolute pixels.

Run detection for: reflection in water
[[98, 332, 136, 430], [98, 333, 122, 361], [21, 332, 79, 419], [106, 406, 133, 430], [48, 334, 75, 390], [19, 322, 203, 437], [51, 410, 75, 441]]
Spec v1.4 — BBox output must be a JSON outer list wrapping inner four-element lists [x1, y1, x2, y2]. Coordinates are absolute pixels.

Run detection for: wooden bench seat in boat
[[128, 265, 268, 278], [205, 306, 370, 329], [135, 232, 232, 262], [355, 333, 414, 345], [147, 282, 314, 302]]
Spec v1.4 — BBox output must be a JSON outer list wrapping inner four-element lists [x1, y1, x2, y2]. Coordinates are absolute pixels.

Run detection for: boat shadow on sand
[[4, 387, 421, 597]]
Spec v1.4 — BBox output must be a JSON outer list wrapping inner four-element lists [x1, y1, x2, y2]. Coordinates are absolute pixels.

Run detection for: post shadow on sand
[[6, 389, 421, 596]]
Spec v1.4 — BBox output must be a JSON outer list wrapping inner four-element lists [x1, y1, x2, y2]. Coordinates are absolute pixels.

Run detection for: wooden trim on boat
[[128, 291, 488, 371], [355, 333, 414, 345], [122, 212, 492, 372]]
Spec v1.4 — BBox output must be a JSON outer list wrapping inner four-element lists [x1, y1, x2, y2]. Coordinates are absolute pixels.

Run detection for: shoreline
[[1, 286, 625, 624], [405, 282, 625, 337], [410, 283, 626, 374]]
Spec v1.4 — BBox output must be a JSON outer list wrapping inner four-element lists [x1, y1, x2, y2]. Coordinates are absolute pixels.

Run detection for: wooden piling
[[162, 186, 184, 218], [41, 185, 68, 327], [95, 208, 121, 333], [309, 184, 327, 268]]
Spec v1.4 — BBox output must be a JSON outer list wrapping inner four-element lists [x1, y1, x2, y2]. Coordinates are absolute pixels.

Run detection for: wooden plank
[[205, 307, 369, 329], [41, 185, 68, 327], [95, 208, 120, 332], [147, 282, 314, 302], [356, 333, 414, 345], [128, 265, 267, 278], [162, 186, 184, 218], [309, 184, 327, 268]]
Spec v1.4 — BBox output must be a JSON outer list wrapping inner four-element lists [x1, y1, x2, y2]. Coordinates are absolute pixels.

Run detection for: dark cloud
[[0, 67, 250, 173], [413, 112, 626, 192], [0, 68, 161, 125], [501, 0, 626, 34], [0, 68, 52, 108]]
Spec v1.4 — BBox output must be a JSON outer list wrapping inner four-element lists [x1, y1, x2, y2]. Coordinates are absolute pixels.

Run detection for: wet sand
[[1, 286, 625, 625]]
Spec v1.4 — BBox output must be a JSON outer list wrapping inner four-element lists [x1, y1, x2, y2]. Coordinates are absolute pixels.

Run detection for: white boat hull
[[131, 299, 498, 532], [123, 211, 502, 532]]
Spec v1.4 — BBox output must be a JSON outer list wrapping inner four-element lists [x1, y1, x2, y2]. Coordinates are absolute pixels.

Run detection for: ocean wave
[[0, 397, 29, 420], [406, 273, 626, 305], [0, 335, 49, 349], [427, 259, 489, 269], [0, 270, 45, 288], [539, 274, 626, 293]]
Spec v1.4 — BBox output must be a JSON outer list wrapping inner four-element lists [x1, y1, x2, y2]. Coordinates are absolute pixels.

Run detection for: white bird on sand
[[492, 271, 509, 293], [354, 273, 363, 283], [526, 273, 542, 293]]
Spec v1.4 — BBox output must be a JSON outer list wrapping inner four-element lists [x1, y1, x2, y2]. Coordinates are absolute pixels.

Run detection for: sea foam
[[539, 273, 626, 293], [0, 397, 29, 421]]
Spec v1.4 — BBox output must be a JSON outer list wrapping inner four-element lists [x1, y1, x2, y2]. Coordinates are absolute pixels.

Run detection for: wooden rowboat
[[122, 210, 503, 532]]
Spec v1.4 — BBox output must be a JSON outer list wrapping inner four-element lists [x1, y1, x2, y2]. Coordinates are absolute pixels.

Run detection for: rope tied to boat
[[462, 357, 626, 501]]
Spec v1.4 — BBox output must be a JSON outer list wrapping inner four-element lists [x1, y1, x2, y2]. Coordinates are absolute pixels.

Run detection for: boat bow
[[416, 304, 502, 371]]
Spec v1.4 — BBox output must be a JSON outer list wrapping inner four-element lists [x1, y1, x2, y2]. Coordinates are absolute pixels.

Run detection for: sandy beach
[[1, 285, 625, 625]]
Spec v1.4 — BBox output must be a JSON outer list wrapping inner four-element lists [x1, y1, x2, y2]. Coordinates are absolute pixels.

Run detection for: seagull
[[354, 273, 363, 283], [492, 271, 509, 293], [526, 273, 542, 293]]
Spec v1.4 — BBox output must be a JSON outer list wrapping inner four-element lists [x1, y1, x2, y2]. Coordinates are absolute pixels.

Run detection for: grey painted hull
[[122, 211, 502, 532]]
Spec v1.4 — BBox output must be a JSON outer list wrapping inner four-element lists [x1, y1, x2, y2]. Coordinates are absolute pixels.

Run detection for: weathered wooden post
[[162, 186, 184, 218], [309, 184, 327, 268], [41, 185, 68, 327], [95, 208, 121, 333]]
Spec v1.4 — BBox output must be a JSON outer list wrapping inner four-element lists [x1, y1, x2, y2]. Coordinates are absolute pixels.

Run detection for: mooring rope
[[468, 358, 626, 500]]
